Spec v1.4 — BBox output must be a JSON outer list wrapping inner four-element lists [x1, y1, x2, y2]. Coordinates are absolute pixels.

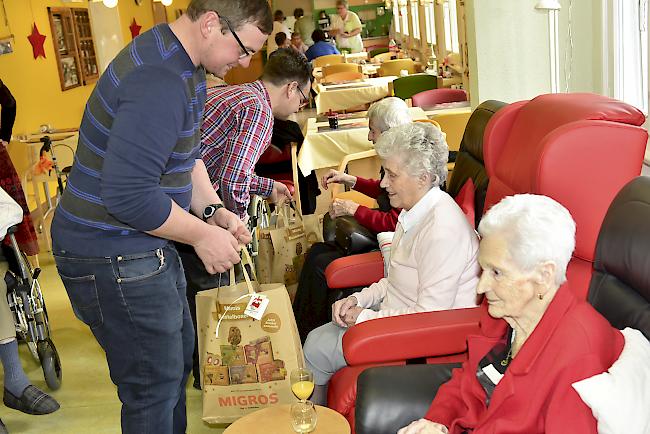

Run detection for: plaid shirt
[[200, 80, 274, 218]]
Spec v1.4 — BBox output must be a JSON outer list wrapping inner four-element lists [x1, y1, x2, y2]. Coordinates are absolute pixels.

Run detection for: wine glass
[[290, 368, 314, 402], [291, 400, 318, 433]]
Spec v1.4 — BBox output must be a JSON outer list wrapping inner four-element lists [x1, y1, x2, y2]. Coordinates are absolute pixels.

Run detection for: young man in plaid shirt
[[200, 48, 312, 219]]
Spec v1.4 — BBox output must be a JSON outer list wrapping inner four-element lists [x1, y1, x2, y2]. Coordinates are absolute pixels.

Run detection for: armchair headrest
[[446, 100, 507, 228], [483, 93, 647, 264], [589, 176, 650, 339]]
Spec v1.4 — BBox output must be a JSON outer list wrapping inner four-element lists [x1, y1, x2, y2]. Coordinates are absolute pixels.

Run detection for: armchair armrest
[[342, 307, 483, 365], [325, 251, 384, 289]]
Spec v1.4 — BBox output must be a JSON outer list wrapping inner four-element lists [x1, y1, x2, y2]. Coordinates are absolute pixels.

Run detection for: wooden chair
[[322, 63, 362, 78], [322, 71, 364, 84], [372, 52, 395, 63], [313, 54, 345, 68], [378, 59, 416, 77]]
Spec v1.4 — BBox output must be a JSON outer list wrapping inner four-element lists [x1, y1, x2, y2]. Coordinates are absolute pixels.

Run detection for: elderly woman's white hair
[[478, 194, 576, 286], [367, 97, 411, 133], [374, 122, 448, 187]]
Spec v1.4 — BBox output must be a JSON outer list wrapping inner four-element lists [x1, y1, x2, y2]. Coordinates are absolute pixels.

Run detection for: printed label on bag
[[261, 313, 282, 333], [244, 294, 269, 320]]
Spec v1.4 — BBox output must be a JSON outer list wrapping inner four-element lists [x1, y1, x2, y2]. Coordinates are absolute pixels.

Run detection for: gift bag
[[256, 203, 308, 300], [196, 251, 304, 424]]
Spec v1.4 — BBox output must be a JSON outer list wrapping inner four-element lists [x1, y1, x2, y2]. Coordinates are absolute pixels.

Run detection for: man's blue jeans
[[53, 244, 193, 434]]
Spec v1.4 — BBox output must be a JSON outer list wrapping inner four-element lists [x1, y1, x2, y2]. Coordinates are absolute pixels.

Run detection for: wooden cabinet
[[48, 7, 99, 91]]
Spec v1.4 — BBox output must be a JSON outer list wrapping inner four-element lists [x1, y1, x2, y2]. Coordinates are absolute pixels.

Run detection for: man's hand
[[342, 306, 364, 326], [192, 225, 242, 274], [332, 296, 359, 327], [269, 181, 292, 205], [1, 140, 8, 148], [328, 198, 359, 218], [397, 420, 448, 434], [208, 207, 252, 244], [321, 169, 356, 190]]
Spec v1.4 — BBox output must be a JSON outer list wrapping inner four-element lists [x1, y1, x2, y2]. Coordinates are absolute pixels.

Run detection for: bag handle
[[214, 248, 257, 338]]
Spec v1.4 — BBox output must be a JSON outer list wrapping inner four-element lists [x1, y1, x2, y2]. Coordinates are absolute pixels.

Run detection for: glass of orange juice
[[290, 368, 314, 402]]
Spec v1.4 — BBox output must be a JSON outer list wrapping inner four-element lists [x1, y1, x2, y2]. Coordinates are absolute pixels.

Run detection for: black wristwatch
[[202, 203, 224, 222]]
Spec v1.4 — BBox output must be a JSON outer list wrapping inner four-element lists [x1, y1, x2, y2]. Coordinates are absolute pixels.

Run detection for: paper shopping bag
[[196, 251, 305, 424]]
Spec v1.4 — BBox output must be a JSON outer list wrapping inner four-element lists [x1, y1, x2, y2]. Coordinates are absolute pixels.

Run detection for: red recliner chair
[[412, 88, 468, 108], [324, 93, 648, 432]]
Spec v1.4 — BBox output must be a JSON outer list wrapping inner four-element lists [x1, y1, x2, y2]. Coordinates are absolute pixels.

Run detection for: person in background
[[267, 9, 290, 57], [293, 97, 413, 342], [294, 8, 315, 46], [291, 32, 309, 55], [305, 29, 340, 62], [50, 1, 269, 432], [0, 188, 60, 434], [274, 32, 291, 49], [304, 122, 480, 405], [329, 0, 363, 53], [398, 194, 625, 434], [181, 48, 311, 387], [0, 79, 39, 258]]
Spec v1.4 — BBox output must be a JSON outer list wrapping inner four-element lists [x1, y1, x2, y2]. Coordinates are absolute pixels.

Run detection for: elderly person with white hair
[[304, 122, 481, 405], [293, 97, 413, 342], [398, 194, 625, 434]]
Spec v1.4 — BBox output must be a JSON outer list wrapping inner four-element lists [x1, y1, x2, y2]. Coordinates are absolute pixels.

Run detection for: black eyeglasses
[[221, 17, 251, 59], [296, 84, 309, 106]]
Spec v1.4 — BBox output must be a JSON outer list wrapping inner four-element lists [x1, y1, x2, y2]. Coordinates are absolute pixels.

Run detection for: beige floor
[[1, 247, 227, 434]]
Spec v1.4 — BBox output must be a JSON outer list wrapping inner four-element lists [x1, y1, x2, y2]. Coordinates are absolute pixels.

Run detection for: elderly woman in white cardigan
[[303, 122, 481, 405]]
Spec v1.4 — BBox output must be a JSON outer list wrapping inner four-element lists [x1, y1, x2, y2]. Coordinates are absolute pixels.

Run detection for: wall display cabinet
[[48, 7, 99, 91]]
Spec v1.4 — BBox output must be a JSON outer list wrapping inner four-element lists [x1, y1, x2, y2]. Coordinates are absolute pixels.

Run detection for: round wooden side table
[[223, 404, 350, 434]]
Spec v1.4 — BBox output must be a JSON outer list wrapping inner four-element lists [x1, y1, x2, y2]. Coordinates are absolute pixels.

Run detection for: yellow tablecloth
[[314, 76, 397, 114], [298, 106, 427, 176]]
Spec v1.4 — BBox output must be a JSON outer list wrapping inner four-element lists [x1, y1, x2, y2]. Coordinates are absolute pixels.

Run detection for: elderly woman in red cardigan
[[398, 194, 624, 434]]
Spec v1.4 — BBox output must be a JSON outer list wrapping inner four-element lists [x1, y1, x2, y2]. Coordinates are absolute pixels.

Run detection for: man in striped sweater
[[51, 1, 272, 432]]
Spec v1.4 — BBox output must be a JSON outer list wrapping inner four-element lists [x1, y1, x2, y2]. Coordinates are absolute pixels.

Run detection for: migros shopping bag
[[196, 250, 304, 424]]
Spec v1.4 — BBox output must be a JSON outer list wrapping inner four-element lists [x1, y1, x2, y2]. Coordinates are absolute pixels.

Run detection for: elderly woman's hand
[[397, 419, 449, 434], [328, 198, 360, 218], [321, 169, 357, 190], [332, 296, 359, 327]]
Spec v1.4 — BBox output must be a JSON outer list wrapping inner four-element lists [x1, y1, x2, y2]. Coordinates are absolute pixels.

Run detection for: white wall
[[466, 0, 552, 105], [88, 2, 125, 74]]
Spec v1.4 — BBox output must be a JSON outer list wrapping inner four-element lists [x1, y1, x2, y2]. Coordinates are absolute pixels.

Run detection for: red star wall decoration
[[130, 19, 142, 39], [27, 23, 46, 59]]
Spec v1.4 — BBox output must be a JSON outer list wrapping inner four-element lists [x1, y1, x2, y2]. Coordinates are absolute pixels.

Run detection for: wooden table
[[223, 404, 350, 434]]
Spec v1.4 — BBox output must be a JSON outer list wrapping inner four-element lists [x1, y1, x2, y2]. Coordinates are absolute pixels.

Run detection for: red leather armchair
[[412, 88, 468, 107], [323, 93, 647, 432]]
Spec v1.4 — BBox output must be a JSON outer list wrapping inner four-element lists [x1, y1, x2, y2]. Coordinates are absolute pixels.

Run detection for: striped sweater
[[51, 24, 206, 257]]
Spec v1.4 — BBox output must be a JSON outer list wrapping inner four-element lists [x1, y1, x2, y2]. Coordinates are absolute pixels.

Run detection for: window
[[410, 1, 420, 40], [613, 0, 648, 113], [399, 1, 409, 36], [425, 1, 436, 45], [443, 0, 459, 53], [393, 1, 400, 34], [48, 7, 99, 91]]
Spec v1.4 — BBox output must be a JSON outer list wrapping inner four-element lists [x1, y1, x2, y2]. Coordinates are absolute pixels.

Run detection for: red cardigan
[[351, 177, 400, 233], [425, 285, 624, 434]]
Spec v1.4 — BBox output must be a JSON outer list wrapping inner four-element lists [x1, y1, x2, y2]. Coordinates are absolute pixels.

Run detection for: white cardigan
[[353, 189, 480, 323], [0, 187, 23, 240]]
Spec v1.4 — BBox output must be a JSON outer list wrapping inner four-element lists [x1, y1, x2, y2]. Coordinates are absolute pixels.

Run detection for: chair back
[[323, 63, 362, 77], [372, 52, 395, 63], [412, 88, 467, 107], [446, 100, 507, 228], [323, 71, 364, 84], [588, 176, 650, 339], [313, 54, 345, 68], [482, 93, 647, 300], [369, 47, 389, 58], [378, 59, 415, 77], [392, 74, 437, 100]]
